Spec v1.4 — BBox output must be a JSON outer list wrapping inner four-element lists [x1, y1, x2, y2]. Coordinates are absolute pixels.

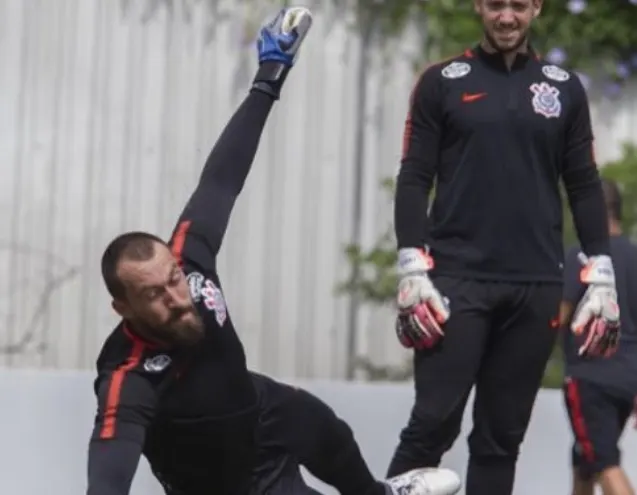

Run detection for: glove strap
[[397, 247, 434, 276], [251, 62, 290, 100], [579, 254, 615, 286]]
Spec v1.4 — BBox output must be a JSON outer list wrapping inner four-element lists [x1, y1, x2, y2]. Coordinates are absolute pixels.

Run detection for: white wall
[[0, 0, 635, 378], [1, 371, 636, 495]]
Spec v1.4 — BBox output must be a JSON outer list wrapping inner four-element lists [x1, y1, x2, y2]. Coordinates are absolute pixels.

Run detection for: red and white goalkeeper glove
[[572, 253, 620, 357], [395, 248, 450, 350]]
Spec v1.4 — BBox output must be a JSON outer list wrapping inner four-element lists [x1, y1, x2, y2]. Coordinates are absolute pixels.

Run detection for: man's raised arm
[[170, 8, 312, 269]]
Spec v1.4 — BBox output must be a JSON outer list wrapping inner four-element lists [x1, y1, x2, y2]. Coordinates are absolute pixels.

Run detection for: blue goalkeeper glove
[[252, 7, 313, 99]]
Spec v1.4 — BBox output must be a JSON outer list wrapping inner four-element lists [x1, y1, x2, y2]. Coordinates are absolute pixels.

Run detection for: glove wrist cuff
[[579, 253, 616, 286], [398, 247, 434, 275], [251, 62, 291, 99]]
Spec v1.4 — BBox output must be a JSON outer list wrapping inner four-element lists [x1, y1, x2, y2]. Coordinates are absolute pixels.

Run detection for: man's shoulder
[[185, 269, 229, 328], [414, 50, 476, 88], [534, 61, 574, 84], [532, 61, 589, 107], [95, 322, 171, 376], [95, 322, 130, 371]]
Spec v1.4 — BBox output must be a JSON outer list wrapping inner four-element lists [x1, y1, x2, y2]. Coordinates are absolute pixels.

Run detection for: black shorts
[[563, 377, 634, 479]]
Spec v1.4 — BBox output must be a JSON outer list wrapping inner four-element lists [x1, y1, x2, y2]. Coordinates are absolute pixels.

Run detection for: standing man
[[387, 0, 620, 494], [561, 178, 634, 495]]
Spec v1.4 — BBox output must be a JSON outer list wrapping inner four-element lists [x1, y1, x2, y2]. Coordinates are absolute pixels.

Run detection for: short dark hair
[[601, 178, 622, 222], [101, 231, 167, 299]]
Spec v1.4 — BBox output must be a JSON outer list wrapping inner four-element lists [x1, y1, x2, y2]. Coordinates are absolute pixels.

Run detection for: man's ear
[[112, 299, 133, 320], [532, 0, 543, 18]]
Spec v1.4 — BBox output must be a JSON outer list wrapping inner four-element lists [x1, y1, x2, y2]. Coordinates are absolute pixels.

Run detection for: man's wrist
[[579, 254, 616, 286], [398, 247, 434, 275], [251, 62, 290, 100]]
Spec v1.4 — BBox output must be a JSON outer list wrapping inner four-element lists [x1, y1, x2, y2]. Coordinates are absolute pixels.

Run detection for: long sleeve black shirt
[[86, 89, 274, 495], [395, 45, 610, 282]]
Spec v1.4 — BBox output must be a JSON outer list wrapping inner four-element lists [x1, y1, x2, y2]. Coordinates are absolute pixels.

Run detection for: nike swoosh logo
[[462, 92, 487, 102]]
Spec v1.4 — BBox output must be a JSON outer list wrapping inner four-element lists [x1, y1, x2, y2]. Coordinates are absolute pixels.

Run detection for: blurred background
[[1, 0, 637, 387]]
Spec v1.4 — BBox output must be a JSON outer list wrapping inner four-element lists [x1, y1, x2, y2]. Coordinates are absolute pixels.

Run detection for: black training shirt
[[563, 235, 637, 398], [395, 45, 610, 282], [86, 90, 275, 495]]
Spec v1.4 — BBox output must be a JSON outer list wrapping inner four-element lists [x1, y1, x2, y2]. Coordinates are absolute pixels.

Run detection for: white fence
[[1, 370, 636, 495], [0, 0, 636, 378]]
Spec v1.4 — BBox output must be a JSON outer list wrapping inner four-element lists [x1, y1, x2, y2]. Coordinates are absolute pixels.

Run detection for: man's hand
[[252, 7, 312, 99], [395, 248, 450, 350], [571, 253, 620, 357], [257, 7, 312, 66]]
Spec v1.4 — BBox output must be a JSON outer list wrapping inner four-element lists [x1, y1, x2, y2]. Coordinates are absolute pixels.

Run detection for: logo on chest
[[144, 354, 172, 373], [186, 271, 227, 327], [529, 82, 561, 119]]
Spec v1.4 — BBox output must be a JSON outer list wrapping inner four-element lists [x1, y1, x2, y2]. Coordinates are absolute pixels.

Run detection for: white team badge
[[144, 354, 171, 373], [542, 65, 570, 82], [201, 279, 227, 326], [530, 82, 561, 119], [187, 271, 205, 302], [441, 62, 471, 79]]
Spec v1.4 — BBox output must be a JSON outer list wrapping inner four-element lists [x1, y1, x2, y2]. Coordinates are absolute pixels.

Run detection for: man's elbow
[[563, 166, 601, 201], [562, 143, 600, 198], [87, 439, 139, 495], [396, 159, 434, 192]]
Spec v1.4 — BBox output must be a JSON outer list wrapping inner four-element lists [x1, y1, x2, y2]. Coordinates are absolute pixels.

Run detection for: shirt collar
[[473, 42, 539, 71]]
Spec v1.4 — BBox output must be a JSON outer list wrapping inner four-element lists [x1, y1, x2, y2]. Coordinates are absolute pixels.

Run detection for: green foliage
[[416, 0, 637, 78], [337, 179, 399, 305], [125, 0, 637, 86], [347, 0, 420, 40], [333, 0, 637, 95], [341, 144, 637, 385]]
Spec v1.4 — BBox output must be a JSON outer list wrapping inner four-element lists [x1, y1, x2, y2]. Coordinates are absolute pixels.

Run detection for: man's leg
[[250, 450, 322, 495], [251, 372, 387, 495], [387, 277, 492, 476], [253, 372, 462, 495], [571, 468, 595, 495], [563, 378, 635, 495], [466, 282, 562, 495]]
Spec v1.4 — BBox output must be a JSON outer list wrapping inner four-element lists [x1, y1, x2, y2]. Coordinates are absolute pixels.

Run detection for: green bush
[[340, 144, 637, 386]]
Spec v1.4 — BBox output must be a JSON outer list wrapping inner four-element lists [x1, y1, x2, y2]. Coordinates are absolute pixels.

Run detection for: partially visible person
[[561, 178, 635, 495], [249, 372, 461, 495]]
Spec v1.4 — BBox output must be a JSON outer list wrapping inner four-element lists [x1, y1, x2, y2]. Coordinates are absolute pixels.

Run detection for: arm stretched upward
[[170, 90, 275, 270]]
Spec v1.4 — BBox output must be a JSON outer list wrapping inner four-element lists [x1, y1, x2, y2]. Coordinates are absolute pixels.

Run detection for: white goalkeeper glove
[[571, 253, 620, 357], [395, 248, 450, 350]]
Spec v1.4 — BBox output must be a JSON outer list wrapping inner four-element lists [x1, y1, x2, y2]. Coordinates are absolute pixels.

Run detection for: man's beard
[[484, 29, 528, 54], [136, 308, 205, 348]]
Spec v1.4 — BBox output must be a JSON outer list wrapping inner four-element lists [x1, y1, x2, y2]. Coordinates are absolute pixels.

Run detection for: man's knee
[[573, 444, 622, 481], [468, 420, 525, 462], [398, 396, 465, 463]]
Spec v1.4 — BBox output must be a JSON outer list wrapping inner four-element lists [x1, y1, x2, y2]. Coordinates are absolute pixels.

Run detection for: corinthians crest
[[530, 82, 561, 119]]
